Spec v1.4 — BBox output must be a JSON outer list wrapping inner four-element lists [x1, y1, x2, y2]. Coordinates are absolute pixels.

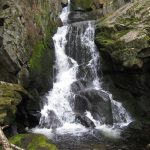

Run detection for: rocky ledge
[[96, 0, 150, 68], [0, 81, 31, 126]]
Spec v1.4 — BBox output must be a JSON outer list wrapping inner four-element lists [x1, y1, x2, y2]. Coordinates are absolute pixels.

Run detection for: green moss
[[29, 41, 45, 71], [115, 29, 130, 38], [9, 134, 58, 150], [9, 134, 24, 146], [0, 82, 28, 125], [96, 35, 115, 46], [143, 35, 150, 41], [118, 17, 140, 26], [135, 5, 145, 14]]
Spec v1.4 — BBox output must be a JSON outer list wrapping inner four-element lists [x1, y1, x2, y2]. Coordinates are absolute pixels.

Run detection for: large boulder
[[74, 89, 113, 125], [0, 81, 31, 126]]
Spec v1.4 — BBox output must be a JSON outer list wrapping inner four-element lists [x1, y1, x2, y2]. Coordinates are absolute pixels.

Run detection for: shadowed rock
[[75, 114, 95, 128], [74, 89, 113, 125], [39, 110, 62, 129]]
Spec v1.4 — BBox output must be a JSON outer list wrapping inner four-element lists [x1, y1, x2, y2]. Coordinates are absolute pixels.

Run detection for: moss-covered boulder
[[9, 133, 58, 150], [0, 81, 31, 126], [96, 0, 150, 68]]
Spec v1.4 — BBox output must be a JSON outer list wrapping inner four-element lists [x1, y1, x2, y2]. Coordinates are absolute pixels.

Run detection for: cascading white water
[[39, 7, 78, 127], [81, 21, 101, 89], [34, 0, 132, 136], [80, 21, 132, 127]]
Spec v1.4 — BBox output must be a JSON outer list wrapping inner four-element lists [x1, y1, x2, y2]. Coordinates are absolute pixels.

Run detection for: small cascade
[[37, 0, 132, 134]]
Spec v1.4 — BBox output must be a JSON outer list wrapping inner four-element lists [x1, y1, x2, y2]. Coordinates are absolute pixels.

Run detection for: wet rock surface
[[40, 110, 62, 129], [75, 114, 96, 128], [74, 89, 113, 125]]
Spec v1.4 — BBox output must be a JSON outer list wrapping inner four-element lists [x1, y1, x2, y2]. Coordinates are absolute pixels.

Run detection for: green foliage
[[96, 35, 115, 46]]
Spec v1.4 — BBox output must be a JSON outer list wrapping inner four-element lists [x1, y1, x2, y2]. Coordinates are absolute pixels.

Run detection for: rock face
[[96, 0, 150, 68], [0, 0, 61, 87], [0, 0, 28, 83], [0, 0, 62, 128], [96, 0, 150, 123]]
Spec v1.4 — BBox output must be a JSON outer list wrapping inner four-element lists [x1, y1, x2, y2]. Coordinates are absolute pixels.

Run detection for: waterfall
[[36, 0, 132, 134]]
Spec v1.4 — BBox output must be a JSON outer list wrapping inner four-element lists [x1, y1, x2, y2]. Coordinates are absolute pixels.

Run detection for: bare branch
[[10, 144, 25, 150], [2, 125, 9, 130]]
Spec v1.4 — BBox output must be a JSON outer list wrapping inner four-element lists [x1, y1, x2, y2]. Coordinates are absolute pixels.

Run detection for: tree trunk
[[0, 126, 25, 150], [0, 126, 12, 150]]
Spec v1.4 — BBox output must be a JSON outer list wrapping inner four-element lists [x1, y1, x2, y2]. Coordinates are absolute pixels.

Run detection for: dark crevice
[[2, 4, 9, 10], [0, 18, 4, 26]]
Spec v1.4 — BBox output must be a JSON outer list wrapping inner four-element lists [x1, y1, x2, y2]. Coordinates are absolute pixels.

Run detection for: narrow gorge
[[0, 0, 150, 150]]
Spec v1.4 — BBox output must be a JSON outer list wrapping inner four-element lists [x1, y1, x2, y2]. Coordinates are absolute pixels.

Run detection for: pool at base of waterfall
[[32, 126, 120, 150], [31, 123, 149, 150]]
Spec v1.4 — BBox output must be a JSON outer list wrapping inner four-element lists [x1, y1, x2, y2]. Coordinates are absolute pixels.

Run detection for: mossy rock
[[96, 0, 150, 68], [9, 134, 58, 150], [28, 10, 59, 94], [0, 82, 32, 126], [71, 0, 93, 11], [28, 40, 54, 94]]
